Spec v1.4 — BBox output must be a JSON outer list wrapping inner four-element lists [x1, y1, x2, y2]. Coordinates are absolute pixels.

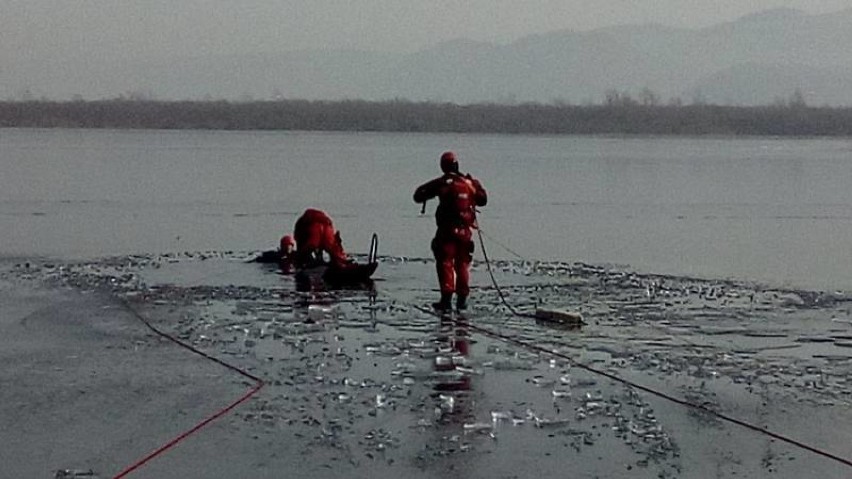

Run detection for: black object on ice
[[535, 308, 584, 327], [55, 470, 96, 479], [295, 261, 378, 291], [249, 249, 281, 264]]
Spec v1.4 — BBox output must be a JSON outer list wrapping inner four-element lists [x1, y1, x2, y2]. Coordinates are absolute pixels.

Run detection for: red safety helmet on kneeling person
[[280, 235, 295, 252]]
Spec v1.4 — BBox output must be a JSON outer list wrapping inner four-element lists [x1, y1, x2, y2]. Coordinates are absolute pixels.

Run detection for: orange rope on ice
[[111, 299, 264, 479]]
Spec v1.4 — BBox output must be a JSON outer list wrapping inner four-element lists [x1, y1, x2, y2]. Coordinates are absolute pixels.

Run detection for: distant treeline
[[1, 99, 852, 136]]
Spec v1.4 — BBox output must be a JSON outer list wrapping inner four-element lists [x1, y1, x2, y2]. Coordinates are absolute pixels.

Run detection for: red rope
[[112, 299, 264, 479]]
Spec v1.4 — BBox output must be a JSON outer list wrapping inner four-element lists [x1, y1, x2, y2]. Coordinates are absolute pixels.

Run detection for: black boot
[[456, 295, 468, 311], [432, 293, 452, 312]]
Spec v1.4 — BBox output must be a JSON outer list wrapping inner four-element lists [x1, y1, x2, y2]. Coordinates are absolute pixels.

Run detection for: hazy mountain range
[[9, 8, 852, 106]]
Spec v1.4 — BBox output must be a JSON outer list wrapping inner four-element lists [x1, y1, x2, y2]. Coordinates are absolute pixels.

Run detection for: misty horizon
[[4, 3, 852, 105]]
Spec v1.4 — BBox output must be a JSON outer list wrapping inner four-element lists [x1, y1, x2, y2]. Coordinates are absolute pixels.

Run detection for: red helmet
[[280, 235, 295, 251], [440, 151, 458, 173]]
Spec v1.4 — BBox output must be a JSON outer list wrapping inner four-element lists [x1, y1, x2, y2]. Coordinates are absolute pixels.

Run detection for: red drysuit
[[278, 234, 296, 274], [292, 208, 349, 268], [414, 169, 487, 300]]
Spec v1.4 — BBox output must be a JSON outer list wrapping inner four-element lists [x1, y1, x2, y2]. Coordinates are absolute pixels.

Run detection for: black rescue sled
[[294, 233, 379, 291]]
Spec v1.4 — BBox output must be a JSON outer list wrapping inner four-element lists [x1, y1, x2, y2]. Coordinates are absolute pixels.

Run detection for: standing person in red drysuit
[[413, 151, 488, 311], [292, 208, 350, 269]]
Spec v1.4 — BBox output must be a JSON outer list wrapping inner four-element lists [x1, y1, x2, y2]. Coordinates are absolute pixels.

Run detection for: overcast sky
[[3, 0, 851, 65]]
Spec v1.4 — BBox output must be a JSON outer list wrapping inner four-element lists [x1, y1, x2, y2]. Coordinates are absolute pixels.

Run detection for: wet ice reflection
[[9, 251, 852, 476]]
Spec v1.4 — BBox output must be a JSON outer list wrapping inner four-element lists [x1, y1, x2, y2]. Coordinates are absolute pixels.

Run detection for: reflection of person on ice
[[281, 208, 352, 269], [414, 151, 488, 312]]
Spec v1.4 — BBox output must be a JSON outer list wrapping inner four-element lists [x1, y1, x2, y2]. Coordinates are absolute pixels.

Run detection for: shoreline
[[3, 100, 852, 137]]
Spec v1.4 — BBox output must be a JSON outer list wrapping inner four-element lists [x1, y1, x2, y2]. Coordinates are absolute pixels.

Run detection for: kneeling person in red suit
[[292, 208, 350, 269]]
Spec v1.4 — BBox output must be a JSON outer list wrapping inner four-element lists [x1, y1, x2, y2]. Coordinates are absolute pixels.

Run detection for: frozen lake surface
[[3, 128, 852, 290], [3, 252, 852, 478], [3, 128, 852, 477]]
